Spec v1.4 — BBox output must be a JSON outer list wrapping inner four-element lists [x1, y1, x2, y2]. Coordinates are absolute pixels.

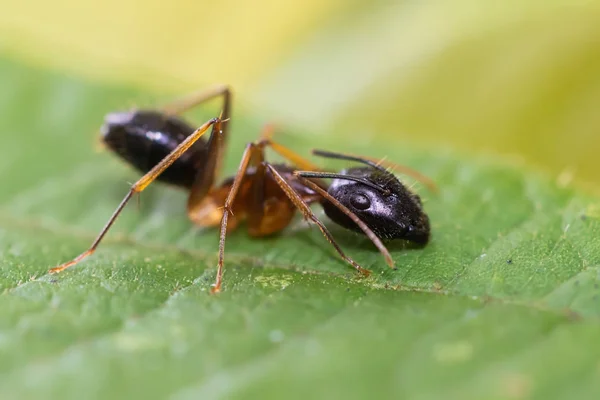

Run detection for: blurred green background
[[1, 0, 599, 186]]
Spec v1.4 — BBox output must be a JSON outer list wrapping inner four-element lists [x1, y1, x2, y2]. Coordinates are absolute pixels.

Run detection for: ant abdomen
[[101, 110, 208, 188]]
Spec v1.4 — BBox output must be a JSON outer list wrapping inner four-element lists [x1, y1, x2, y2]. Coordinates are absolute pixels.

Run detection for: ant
[[50, 86, 434, 293]]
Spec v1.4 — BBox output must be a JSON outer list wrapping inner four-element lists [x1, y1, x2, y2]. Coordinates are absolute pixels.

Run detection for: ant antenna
[[312, 149, 387, 172], [312, 149, 438, 193]]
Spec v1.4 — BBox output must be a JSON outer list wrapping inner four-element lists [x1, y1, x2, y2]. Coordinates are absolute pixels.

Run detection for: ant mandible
[[50, 86, 434, 293]]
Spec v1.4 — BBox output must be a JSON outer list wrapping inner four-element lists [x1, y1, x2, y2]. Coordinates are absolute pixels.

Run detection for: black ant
[[50, 86, 434, 293]]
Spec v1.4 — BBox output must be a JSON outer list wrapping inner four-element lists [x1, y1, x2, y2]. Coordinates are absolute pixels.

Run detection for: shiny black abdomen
[[101, 110, 208, 189]]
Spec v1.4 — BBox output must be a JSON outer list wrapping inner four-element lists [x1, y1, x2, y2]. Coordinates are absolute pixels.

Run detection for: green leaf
[[1, 58, 600, 400]]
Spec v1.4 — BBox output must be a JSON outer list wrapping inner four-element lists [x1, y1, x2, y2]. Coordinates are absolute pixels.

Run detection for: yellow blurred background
[[1, 0, 600, 185]]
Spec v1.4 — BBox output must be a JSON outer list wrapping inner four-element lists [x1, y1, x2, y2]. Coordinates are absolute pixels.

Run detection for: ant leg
[[161, 84, 231, 179], [254, 124, 322, 171], [295, 173, 395, 270], [212, 143, 264, 294], [262, 138, 321, 171], [50, 118, 222, 273], [185, 123, 315, 229], [161, 84, 231, 121], [312, 149, 438, 193], [186, 113, 227, 217], [265, 164, 372, 277]]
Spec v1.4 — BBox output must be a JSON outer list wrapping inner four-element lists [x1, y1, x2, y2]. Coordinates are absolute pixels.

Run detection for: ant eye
[[350, 194, 371, 210]]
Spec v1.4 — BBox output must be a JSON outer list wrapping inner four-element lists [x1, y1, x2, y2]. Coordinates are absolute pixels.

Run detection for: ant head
[[322, 166, 430, 244]]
